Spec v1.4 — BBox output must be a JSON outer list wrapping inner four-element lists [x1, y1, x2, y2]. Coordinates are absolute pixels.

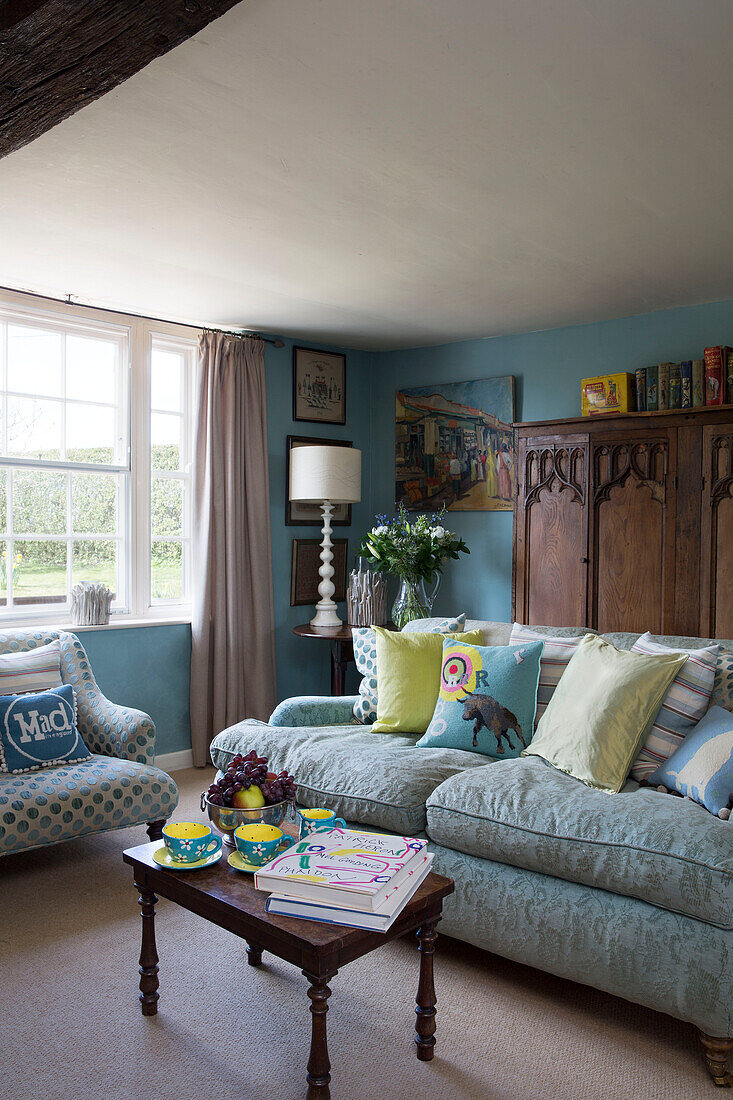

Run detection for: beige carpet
[[0, 767, 715, 1100]]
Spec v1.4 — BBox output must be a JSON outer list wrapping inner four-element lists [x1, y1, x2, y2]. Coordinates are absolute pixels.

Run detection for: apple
[[232, 784, 265, 809]]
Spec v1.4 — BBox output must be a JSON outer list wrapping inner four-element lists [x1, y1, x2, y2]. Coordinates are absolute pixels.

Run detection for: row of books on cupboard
[[254, 827, 432, 932], [638, 346, 733, 411], [580, 346, 733, 416]]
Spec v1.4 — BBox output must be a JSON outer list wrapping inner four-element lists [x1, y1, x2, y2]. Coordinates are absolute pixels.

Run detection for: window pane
[[151, 540, 182, 600], [151, 349, 183, 412], [72, 540, 116, 593], [66, 403, 117, 464], [13, 540, 67, 602], [71, 472, 117, 534], [13, 469, 66, 534], [66, 335, 117, 403], [151, 477, 182, 536], [0, 541, 8, 605], [151, 413, 182, 470], [7, 396, 62, 459], [7, 325, 63, 397], [0, 469, 6, 533]]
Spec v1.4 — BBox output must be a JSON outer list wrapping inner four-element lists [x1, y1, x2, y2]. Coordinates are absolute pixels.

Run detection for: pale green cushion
[[522, 634, 688, 792], [372, 628, 483, 735]]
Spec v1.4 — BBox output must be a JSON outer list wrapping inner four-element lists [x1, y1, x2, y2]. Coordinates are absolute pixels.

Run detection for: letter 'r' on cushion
[[523, 634, 688, 792]]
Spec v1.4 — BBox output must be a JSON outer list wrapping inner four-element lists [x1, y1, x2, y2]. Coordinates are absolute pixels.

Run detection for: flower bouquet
[[358, 505, 470, 628]]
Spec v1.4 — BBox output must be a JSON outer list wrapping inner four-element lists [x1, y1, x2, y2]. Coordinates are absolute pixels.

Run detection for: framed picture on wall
[[290, 538, 348, 606], [293, 346, 346, 424], [286, 435, 353, 526]]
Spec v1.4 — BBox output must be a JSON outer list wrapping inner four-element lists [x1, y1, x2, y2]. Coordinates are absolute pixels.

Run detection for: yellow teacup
[[297, 807, 346, 840], [234, 822, 292, 867], [163, 821, 222, 863]]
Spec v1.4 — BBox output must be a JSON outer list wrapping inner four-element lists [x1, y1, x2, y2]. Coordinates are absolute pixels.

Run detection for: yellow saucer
[[152, 845, 223, 871], [227, 850, 261, 874]]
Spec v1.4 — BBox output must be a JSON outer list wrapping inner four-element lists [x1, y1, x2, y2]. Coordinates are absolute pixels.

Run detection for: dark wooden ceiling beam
[[0, 0, 244, 160]]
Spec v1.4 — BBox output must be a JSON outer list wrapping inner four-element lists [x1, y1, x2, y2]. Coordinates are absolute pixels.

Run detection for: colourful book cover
[[692, 359, 705, 407], [658, 362, 671, 410], [705, 346, 725, 405], [646, 365, 658, 411], [726, 348, 733, 404], [669, 362, 681, 409], [680, 361, 693, 408], [635, 368, 647, 411]]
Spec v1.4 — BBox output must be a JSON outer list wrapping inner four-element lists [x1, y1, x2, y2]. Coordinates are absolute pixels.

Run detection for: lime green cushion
[[372, 628, 484, 735], [522, 634, 688, 792]]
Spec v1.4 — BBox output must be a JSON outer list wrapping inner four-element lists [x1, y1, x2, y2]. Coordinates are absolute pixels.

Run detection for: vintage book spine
[[705, 346, 725, 405], [658, 362, 671, 410], [669, 362, 681, 409], [726, 347, 733, 404], [692, 359, 705, 407], [635, 368, 647, 411], [680, 361, 693, 408], [646, 364, 659, 411]]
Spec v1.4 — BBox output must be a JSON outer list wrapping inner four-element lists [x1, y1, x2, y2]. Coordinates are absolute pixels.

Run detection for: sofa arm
[[60, 632, 156, 765], [269, 696, 360, 728]]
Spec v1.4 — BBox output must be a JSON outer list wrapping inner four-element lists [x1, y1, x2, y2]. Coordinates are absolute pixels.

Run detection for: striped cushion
[[509, 624, 588, 726], [630, 632, 718, 782], [0, 641, 62, 695]]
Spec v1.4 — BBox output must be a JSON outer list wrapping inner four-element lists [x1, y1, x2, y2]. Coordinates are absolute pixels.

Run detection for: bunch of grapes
[[205, 749, 296, 807]]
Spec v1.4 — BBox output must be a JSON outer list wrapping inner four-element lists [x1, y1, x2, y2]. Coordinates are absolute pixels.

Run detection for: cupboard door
[[513, 435, 589, 627], [700, 425, 733, 637], [589, 431, 676, 634]]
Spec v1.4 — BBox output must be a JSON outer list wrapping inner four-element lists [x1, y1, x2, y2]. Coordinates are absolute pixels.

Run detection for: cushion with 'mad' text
[[0, 685, 91, 774]]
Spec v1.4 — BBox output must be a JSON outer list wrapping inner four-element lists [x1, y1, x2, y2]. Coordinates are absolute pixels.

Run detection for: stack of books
[[254, 827, 434, 932]]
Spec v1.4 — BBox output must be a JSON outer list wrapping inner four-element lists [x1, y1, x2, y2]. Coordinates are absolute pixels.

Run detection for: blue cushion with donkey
[[417, 639, 544, 759], [0, 685, 91, 774]]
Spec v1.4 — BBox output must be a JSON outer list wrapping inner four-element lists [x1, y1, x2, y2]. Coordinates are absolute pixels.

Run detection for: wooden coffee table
[[123, 842, 454, 1099]]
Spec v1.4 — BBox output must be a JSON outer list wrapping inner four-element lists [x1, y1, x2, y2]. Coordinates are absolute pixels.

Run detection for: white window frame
[[0, 288, 199, 626]]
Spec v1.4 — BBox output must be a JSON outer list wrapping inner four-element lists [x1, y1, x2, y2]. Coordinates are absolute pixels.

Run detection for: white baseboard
[[155, 748, 194, 772]]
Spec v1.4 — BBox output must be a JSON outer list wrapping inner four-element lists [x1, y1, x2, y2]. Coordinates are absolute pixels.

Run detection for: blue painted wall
[[77, 623, 191, 757], [370, 298, 733, 624]]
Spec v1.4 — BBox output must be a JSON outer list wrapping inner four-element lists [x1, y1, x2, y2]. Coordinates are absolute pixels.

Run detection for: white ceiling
[[1, 0, 732, 350]]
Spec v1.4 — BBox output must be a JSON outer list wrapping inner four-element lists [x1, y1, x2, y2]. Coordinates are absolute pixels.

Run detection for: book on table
[[253, 827, 429, 912], [265, 853, 435, 932]]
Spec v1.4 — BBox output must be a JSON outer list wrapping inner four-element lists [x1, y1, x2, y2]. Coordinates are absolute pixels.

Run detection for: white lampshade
[[289, 445, 361, 504]]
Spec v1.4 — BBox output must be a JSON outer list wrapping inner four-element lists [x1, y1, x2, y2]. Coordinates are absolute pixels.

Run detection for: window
[[0, 292, 198, 622]]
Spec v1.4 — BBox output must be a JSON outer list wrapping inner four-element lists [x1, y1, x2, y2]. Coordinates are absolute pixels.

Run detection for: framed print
[[293, 346, 346, 424], [286, 435, 353, 526], [291, 538, 348, 606]]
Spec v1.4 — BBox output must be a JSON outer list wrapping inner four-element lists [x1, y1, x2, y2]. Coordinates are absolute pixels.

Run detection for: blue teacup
[[234, 823, 293, 867], [297, 807, 346, 840], [162, 821, 222, 863]]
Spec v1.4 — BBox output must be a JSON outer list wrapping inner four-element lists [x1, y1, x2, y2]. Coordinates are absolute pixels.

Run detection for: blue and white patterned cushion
[[630, 633, 718, 781], [650, 705, 733, 817], [0, 685, 91, 774], [352, 614, 466, 724]]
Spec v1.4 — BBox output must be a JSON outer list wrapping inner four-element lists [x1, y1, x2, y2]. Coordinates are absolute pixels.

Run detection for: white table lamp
[[289, 445, 362, 627]]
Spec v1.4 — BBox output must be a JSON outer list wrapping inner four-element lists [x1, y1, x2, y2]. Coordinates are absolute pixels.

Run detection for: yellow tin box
[[581, 372, 635, 416]]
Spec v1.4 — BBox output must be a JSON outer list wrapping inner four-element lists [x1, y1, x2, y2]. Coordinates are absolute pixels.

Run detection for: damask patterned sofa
[[210, 620, 733, 1088], [0, 629, 179, 857]]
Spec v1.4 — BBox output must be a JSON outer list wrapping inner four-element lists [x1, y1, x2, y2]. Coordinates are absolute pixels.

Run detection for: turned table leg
[[303, 970, 335, 1099], [415, 920, 439, 1061], [146, 820, 165, 842], [135, 879, 159, 1016], [700, 1033, 733, 1087], [246, 942, 263, 967]]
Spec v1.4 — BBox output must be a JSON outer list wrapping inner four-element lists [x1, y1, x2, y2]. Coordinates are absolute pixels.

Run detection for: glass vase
[[391, 575, 441, 629]]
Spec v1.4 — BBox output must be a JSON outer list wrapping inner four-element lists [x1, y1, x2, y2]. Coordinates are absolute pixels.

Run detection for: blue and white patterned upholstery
[[0, 629, 179, 856]]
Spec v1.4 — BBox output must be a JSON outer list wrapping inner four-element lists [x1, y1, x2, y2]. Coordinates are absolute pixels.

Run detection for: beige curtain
[[190, 331, 276, 766]]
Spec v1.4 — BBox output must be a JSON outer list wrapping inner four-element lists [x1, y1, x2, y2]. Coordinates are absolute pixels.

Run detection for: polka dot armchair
[[0, 629, 179, 857]]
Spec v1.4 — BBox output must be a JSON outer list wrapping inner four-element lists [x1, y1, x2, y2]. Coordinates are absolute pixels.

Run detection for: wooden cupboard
[[512, 407, 733, 638]]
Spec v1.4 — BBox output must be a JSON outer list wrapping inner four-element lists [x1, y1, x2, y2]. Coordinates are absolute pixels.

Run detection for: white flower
[[372, 525, 388, 536], [432, 526, 446, 541]]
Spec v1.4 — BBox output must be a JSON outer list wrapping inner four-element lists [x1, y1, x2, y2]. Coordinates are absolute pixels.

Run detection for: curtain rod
[[0, 284, 286, 347]]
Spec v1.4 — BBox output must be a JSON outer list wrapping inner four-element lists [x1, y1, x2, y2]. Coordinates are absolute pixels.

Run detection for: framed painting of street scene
[[395, 377, 515, 511], [293, 346, 346, 424]]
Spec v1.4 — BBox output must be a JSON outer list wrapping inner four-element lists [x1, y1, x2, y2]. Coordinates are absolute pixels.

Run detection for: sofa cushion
[[210, 719, 487, 835], [0, 755, 179, 856], [426, 756, 733, 928]]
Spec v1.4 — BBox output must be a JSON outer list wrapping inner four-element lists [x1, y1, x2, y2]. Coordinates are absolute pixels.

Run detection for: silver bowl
[[200, 792, 294, 847]]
